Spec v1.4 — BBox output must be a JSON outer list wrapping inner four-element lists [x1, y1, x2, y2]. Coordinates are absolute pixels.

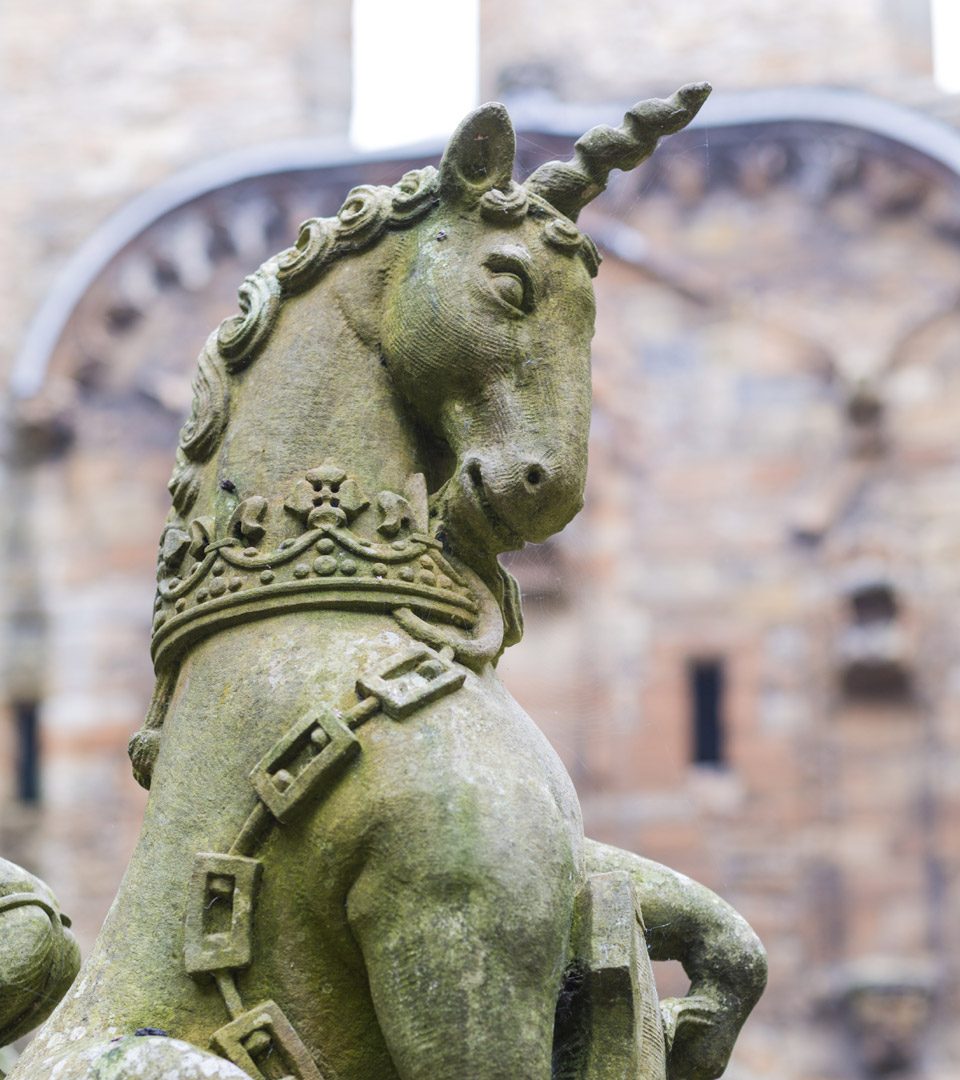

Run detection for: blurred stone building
[[3, 2, 960, 1078]]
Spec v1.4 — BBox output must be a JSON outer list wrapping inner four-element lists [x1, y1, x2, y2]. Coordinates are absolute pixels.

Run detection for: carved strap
[[0, 893, 59, 921]]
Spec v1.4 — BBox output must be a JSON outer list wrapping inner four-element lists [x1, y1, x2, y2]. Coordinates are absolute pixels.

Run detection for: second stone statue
[[9, 85, 767, 1080]]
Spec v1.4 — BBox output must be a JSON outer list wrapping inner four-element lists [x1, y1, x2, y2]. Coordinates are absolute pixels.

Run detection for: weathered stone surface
[[0, 857, 79, 1072], [6, 92, 766, 1079]]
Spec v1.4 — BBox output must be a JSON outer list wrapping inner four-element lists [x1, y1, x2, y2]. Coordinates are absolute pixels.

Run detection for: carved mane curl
[[168, 166, 441, 518]]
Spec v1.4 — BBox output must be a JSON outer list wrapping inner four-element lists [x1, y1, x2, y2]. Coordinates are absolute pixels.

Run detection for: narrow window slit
[[688, 659, 725, 767]]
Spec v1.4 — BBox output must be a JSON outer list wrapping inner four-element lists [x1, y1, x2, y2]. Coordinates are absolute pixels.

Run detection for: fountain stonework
[[2, 88, 766, 1079]]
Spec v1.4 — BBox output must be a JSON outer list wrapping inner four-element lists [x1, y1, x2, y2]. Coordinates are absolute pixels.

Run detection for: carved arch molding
[[11, 89, 960, 452]]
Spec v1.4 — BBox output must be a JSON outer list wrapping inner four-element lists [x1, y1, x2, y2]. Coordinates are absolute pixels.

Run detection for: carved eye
[[490, 272, 526, 310], [484, 253, 534, 315]]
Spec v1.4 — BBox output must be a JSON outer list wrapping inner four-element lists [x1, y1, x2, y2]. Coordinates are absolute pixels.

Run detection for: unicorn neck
[[147, 286, 499, 679], [147, 258, 516, 684], [219, 287, 424, 513]]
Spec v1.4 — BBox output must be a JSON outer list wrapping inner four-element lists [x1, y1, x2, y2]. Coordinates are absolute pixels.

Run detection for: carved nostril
[[525, 465, 544, 489]]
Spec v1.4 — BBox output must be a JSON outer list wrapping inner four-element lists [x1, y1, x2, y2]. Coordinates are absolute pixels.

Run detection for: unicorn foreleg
[[583, 838, 767, 1080], [345, 781, 578, 1079]]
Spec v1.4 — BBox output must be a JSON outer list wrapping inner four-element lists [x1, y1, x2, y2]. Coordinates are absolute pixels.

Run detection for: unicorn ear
[[439, 102, 516, 205]]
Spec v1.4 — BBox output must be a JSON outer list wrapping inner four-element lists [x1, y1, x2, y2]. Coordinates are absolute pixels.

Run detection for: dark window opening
[[838, 576, 912, 702], [14, 700, 40, 803], [840, 659, 912, 701], [689, 659, 726, 766], [850, 583, 898, 624]]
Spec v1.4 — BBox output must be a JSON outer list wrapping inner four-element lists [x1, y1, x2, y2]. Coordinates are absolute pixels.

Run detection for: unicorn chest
[[177, 625, 471, 1080]]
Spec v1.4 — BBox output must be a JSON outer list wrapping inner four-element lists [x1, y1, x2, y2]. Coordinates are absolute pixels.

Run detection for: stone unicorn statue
[[6, 86, 766, 1080]]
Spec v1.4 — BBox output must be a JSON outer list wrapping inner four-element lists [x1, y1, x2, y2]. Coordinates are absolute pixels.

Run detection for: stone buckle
[[356, 646, 465, 720], [250, 709, 361, 824], [210, 999, 323, 1080], [183, 853, 262, 976]]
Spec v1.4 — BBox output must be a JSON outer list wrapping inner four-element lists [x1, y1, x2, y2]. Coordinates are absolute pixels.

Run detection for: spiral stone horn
[[524, 81, 712, 220]]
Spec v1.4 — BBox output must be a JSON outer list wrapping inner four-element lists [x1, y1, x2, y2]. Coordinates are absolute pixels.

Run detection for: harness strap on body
[[182, 643, 464, 1080]]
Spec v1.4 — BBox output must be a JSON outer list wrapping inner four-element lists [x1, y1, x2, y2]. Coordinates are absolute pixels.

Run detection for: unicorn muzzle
[[462, 454, 582, 546]]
